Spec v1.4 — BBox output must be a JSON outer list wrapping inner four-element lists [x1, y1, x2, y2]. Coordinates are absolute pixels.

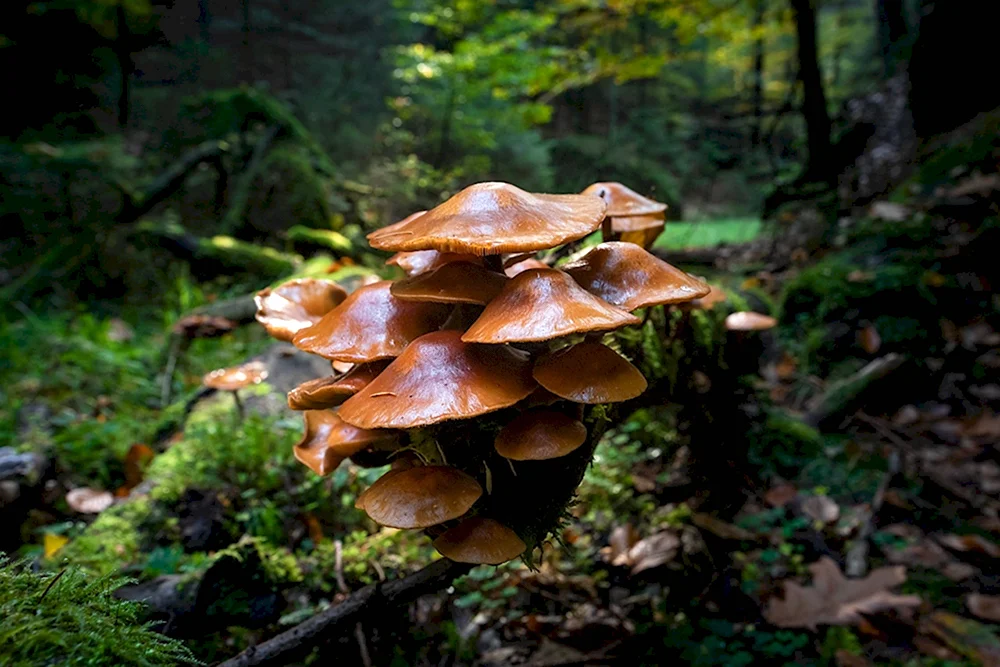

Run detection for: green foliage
[[0, 558, 198, 666], [653, 218, 763, 250], [57, 499, 152, 576], [657, 615, 812, 666]]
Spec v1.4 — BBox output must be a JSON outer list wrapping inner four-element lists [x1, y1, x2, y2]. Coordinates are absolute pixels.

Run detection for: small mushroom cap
[[203, 361, 268, 391], [293, 410, 398, 476], [462, 268, 640, 344], [582, 182, 667, 217], [292, 281, 450, 363], [287, 361, 390, 410], [367, 182, 607, 255], [386, 249, 481, 277], [684, 284, 727, 310], [433, 517, 526, 564], [390, 262, 508, 305], [255, 278, 348, 342], [505, 257, 549, 277], [339, 330, 536, 429], [533, 342, 647, 403], [611, 213, 666, 233], [564, 242, 710, 311], [495, 410, 588, 460], [725, 311, 778, 331], [355, 465, 482, 529]]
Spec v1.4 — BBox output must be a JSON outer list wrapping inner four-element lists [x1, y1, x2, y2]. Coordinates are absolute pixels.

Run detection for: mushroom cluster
[[582, 182, 669, 249], [255, 181, 709, 565]]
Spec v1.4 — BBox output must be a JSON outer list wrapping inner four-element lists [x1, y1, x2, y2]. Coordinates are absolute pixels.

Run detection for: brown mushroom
[[495, 410, 588, 460], [563, 242, 710, 311], [533, 342, 647, 403], [339, 330, 535, 429], [505, 257, 549, 277], [293, 409, 398, 476], [432, 517, 526, 564], [725, 311, 778, 331], [367, 182, 607, 255], [292, 281, 450, 363], [386, 249, 482, 277], [202, 361, 268, 420], [390, 262, 508, 305], [287, 360, 390, 410], [685, 284, 728, 311], [355, 465, 482, 529], [612, 213, 666, 249], [254, 278, 348, 342], [582, 182, 667, 217], [461, 268, 640, 344]]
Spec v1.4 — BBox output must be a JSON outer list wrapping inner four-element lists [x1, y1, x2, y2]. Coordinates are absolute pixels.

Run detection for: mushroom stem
[[600, 216, 614, 242], [483, 254, 504, 274], [233, 390, 245, 422]]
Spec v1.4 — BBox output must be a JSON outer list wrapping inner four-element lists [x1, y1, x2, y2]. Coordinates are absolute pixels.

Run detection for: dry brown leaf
[[765, 483, 799, 508], [604, 524, 639, 567], [966, 412, 1000, 439], [801, 495, 841, 524], [893, 404, 921, 426], [627, 531, 680, 574], [764, 557, 921, 629], [937, 533, 1000, 558], [691, 512, 755, 541], [123, 443, 155, 490], [921, 610, 1000, 667], [857, 325, 882, 354], [834, 650, 873, 667], [969, 594, 1000, 623], [66, 487, 114, 514]]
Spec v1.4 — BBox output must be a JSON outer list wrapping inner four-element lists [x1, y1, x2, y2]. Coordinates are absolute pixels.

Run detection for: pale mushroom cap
[[356, 465, 482, 529], [338, 330, 536, 429], [390, 262, 508, 305], [202, 361, 268, 391], [367, 182, 607, 255], [533, 342, 647, 403], [432, 517, 527, 564], [563, 242, 710, 311], [294, 409, 398, 476], [494, 410, 588, 460], [386, 249, 481, 277], [611, 213, 666, 233], [582, 182, 667, 217], [287, 361, 389, 410], [292, 281, 450, 363], [254, 278, 347, 342], [725, 311, 778, 331], [461, 268, 640, 344]]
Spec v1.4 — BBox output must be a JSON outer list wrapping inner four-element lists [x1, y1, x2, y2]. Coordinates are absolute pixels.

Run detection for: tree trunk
[[241, 0, 254, 82], [790, 0, 832, 180], [750, 0, 766, 147], [115, 4, 132, 129], [875, 0, 908, 78]]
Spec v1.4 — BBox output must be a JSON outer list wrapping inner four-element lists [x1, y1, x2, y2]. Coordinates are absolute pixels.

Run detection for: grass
[[653, 217, 762, 250]]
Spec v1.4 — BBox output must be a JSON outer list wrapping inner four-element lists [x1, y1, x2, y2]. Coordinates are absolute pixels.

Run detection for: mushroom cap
[[533, 342, 647, 403], [582, 182, 667, 217], [293, 410, 398, 476], [292, 281, 450, 363], [254, 278, 348, 342], [386, 249, 481, 277], [203, 361, 268, 391], [338, 330, 536, 429], [563, 242, 710, 311], [461, 268, 640, 344], [390, 262, 508, 305], [287, 361, 390, 410], [725, 311, 778, 331], [367, 182, 607, 256], [611, 213, 666, 233], [494, 410, 588, 460], [684, 284, 728, 310], [432, 517, 526, 564], [355, 465, 482, 529], [505, 257, 549, 277]]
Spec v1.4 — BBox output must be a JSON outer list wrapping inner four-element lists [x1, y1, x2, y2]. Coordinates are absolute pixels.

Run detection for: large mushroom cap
[[725, 311, 778, 331], [339, 330, 536, 429], [462, 268, 640, 344], [203, 361, 268, 391], [390, 262, 508, 305], [533, 342, 647, 403], [254, 278, 348, 342], [355, 465, 482, 529], [293, 410, 398, 476], [494, 410, 588, 460], [582, 182, 667, 217], [292, 281, 450, 363], [386, 249, 481, 277], [432, 517, 526, 564], [564, 242, 710, 311], [367, 182, 607, 256], [287, 360, 390, 410]]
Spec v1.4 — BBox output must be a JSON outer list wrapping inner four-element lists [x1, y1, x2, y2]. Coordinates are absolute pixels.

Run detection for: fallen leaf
[[691, 512, 755, 541], [847, 270, 875, 283], [124, 443, 155, 490], [969, 595, 1000, 623], [603, 524, 639, 566], [869, 201, 909, 222], [937, 533, 1000, 558], [764, 557, 921, 629], [627, 531, 680, 574], [44, 533, 69, 558], [765, 483, 799, 508], [801, 495, 841, 524], [921, 610, 1000, 666], [834, 650, 873, 667], [857, 325, 882, 354], [66, 487, 114, 514], [774, 352, 798, 380], [966, 412, 1000, 439], [893, 405, 921, 426], [741, 276, 761, 290]]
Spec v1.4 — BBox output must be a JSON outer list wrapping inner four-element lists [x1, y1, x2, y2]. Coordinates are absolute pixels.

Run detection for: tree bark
[[875, 0, 908, 78], [115, 4, 133, 129], [790, 0, 832, 180], [241, 0, 255, 82], [750, 0, 766, 147]]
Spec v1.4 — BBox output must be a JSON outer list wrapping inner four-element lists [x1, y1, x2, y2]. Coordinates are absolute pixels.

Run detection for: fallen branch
[[804, 353, 906, 428], [216, 558, 472, 667], [845, 443, 901, 577]]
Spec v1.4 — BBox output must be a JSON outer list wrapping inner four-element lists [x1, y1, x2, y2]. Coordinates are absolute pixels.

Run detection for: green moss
[[57, 499, 153, 576]]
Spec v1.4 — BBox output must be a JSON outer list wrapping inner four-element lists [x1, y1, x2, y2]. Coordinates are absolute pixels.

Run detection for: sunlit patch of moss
[[302, 529, 437, 591], [56, 498, 153, 576], [214, 536, 303, 585]]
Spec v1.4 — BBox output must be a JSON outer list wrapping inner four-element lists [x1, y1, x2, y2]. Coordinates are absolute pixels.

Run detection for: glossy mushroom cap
[[386, 249, 481, 277], [505, 257, 549, 277], [338, 330, 536, 429], [292, 281, 450, 363], [355, 465, 482, 529], [287, 361, 390, 410], [254, 278, 348, 342], [564, 242, 710, 311], [725, 311, 778, 331], [533, 342, 647, 403], [202, 361, 268, 391], [432, 517, 526, 564], [390, 262, 508, 305], [462, 269, 640, 344], [495, 410, 588, 460], [582, 182, 667, 218], [367, 182, 607, 255], [293, 410, 398, 476]]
